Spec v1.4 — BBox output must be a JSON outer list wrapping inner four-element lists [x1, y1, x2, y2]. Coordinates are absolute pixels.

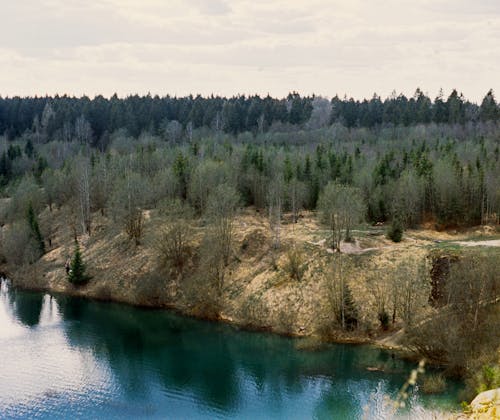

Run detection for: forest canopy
[[0, 89, 498, 141]]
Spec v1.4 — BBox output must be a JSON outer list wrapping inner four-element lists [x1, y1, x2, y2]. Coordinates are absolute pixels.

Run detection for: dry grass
[[6, 205, 500, 342], [421, 373, 447, 394]]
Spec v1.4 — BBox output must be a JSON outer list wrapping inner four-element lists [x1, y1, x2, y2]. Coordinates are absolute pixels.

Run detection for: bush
[[157, 220, 192, 276], [378, 310, 390, 330], [284, 245, 306, 281], [67, 244, 91, 286], [406, 253, 499, 381], [157, 199, 194, 276], [387, 218, 403, 242], [6, 176, 46, 223], [238, 295, 271, 329], [471, 365, 500, 394], [3, 221, 41, 265], [110, 172, 149, 245], [421, 373, 447, 394]]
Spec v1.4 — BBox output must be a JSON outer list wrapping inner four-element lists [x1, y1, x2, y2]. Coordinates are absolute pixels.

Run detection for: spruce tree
[[387, 217, 404, 243], [27, 202, 45, 255], [68, 244, 91, 285], [340, 284, 358, 331]]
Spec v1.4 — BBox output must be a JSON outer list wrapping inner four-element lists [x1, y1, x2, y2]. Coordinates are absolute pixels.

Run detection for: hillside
[[5, 204, 499, 343]]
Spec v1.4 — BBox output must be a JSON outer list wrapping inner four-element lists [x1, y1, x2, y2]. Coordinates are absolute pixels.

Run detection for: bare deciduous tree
[[188, 160, 230, 213], [74, 115, 93, 144], [268, 176, 283, 249], [157, 200, 194, 278], [206, 183, 239, 266], [318, 182, 364, 251], [287, 177, 306, 223], [200, 184, 240, 300], [111, 169, 149, 245], [328, 253, 358, 330], [75, 157, 91, 235]]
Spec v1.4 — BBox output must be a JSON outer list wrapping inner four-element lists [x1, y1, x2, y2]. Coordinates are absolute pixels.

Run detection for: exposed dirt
[[454, 239, 500, 247]]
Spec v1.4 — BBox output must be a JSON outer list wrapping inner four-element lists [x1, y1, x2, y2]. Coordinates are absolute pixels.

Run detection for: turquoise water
[[0, 279, 461, 419]]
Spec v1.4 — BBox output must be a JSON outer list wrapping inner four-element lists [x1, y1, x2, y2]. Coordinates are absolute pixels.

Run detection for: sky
[[0, 0, 499, 102]]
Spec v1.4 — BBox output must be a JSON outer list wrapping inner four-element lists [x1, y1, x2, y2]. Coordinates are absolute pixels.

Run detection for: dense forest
[[1, 89, 499, 240], [0, 89, 498, 141]]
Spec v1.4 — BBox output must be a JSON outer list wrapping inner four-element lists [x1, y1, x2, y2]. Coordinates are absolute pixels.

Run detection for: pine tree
[[479, 89, 499, 121], [68, 244, 91, 285], [24, 139, 34, 158], [27, 202, 45, 255]]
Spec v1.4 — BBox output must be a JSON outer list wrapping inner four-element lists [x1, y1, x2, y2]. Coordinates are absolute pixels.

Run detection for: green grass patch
[[427, 241, 462, 251]]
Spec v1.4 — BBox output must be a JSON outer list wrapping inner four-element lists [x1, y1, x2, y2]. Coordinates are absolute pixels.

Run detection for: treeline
[[0, 89, 498, 141]]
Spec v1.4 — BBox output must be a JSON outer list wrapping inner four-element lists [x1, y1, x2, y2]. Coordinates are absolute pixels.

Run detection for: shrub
[[406, 253, 499, 382], [284, 245, 306, 281], [6, 176, 46, 223], [387, 218, 403, 242], [472, 365, 500, 394], [124, 208, 144, 246], [157, 220, 192, 276], [238, 295, 270, 329], [421, 373, 447, 394], [157, 199, 193, 276], [3, 221, 41, 265], [378, 310, 390, 330]]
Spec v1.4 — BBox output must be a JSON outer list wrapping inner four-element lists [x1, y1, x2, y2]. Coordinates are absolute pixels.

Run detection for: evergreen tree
[[24, 139, 34, 158], [479, 89, 499, 121], [337, 284, 358, 331], [67, 243, 91, 285], [387, 216, 404, 243], [173, 152, 189, 199], [0, 152, 11, 186], [27, 202, 45, 255]]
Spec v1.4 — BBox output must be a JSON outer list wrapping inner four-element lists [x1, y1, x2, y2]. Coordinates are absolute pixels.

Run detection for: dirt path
[[453, 239, 500, 247]]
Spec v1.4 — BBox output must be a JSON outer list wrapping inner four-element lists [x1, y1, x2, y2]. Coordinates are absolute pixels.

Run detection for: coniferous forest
[[0, 89, 499, 232]]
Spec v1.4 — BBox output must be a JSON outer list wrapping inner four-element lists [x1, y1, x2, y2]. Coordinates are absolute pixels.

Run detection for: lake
[[0, 279, 461, 419]]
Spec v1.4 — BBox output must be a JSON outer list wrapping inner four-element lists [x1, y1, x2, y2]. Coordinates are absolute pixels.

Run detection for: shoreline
[[0, 273, 476, 419], [2, 270, 411, 357]]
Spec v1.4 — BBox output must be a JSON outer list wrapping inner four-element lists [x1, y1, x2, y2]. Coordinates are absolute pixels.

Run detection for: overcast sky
[[0, 0, 498, 101]]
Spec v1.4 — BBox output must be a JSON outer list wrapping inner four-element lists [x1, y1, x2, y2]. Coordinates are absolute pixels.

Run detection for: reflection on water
[[0, 279, 461, 419]]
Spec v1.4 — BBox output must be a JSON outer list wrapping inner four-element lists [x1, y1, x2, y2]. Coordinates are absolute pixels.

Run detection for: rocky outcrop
[[468, 388, 500, 419]]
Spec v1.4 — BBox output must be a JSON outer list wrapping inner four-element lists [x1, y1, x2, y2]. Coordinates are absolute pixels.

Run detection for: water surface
[[0, 279, 460, 419]]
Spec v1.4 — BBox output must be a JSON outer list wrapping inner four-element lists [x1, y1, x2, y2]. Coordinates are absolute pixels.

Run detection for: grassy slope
[[6, 205, 499, 345]]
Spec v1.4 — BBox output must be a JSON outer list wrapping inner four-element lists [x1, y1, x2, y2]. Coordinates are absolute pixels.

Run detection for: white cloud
[[0, 0, 498, 101]]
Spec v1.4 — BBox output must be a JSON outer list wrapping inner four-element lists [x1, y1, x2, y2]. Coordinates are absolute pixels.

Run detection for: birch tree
[[75, 157, 91, 235], [200, 184, 240, 300], [329, 253, 358, 330], [268, 176, 283, 249], [287, 177, 306, 223], [74, 115, 93, 144], [318, 182, 364, 251]]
